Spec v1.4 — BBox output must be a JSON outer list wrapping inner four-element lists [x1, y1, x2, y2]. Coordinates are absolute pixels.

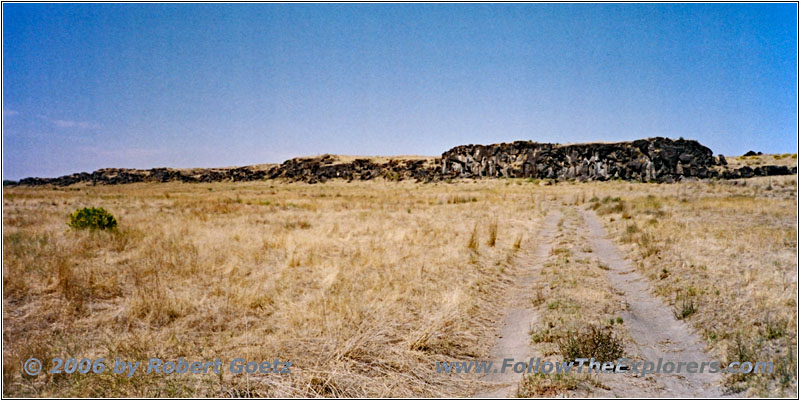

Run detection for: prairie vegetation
[[518, 208, 627, 396], [527, 209, 627, 359], [591, 175, 797, 396], [726, 153, 798, 168], [3, 170, 797, 397], [3, 180, 547, 397]]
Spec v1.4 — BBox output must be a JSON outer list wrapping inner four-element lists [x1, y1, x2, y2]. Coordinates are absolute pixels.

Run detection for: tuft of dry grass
[[516, 372, 585, 397], [487, 220, 498, 247]]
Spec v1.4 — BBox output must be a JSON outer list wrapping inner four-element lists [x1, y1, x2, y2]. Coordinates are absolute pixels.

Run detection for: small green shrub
[[762, 316, 786, 340], [558, 325, 624, 362], [68, 207, 117, 231], [724, 334, 756, 392], [673, 293, 696, 320]]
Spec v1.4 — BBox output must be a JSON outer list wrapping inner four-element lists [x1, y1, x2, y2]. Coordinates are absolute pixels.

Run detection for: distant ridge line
[[5, 137, 796, 186]]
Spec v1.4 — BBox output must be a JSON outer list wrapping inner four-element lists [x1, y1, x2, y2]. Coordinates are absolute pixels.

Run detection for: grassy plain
[[2, 166, 797, 397], [3, 180, 548, 397]]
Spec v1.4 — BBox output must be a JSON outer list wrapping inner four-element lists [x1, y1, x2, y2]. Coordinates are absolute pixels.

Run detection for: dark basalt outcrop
[[6, 137, 796, 186], [13, 166, 273, 186], [719, 165, 796, 179], [441, 137, 722, 182], [266, 155, 440, 184]]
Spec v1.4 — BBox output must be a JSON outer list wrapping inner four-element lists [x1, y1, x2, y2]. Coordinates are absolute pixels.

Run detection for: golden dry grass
[[2, 175, 797, 397], [591, 175, 797, 396], [3, 180, 548, 397], [724, 153, 798, 168]]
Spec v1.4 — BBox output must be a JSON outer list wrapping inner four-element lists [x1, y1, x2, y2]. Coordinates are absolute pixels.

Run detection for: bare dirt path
[[577, 208, 723, 397], [474, 211, 563, 398]]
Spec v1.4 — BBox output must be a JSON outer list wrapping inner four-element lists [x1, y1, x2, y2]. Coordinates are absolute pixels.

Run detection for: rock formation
[[441, 137, 722, 182], [12, 166, 274, 186], [5, 137, 796, 186], [266, 155, 439, 184]]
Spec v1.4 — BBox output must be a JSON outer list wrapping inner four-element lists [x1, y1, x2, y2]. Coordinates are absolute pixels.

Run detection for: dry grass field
[[725, 153, 798, 168], [3, 180, 549, 397], [595, 175, 798, 396], [2, 168, 797, 397]]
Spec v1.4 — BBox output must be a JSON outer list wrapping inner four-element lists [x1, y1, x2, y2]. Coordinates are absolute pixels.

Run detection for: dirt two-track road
[[476, 206, 723, 398]]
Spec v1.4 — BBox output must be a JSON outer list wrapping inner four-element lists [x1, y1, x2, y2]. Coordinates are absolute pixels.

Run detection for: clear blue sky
[[3, 3, 797, 179]]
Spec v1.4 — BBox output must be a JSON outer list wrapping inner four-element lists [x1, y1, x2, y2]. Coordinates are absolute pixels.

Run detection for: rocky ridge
[[5, 137, 796, 186]]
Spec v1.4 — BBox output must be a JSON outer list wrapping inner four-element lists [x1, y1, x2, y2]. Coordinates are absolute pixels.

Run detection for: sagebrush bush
[[557, 325, 625, 362], [68, 207, 118, 231]]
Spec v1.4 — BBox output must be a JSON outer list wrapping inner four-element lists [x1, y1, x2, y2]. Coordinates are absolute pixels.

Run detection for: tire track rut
[[577, 208, 723, 397], [474, 211, 563, 398]]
